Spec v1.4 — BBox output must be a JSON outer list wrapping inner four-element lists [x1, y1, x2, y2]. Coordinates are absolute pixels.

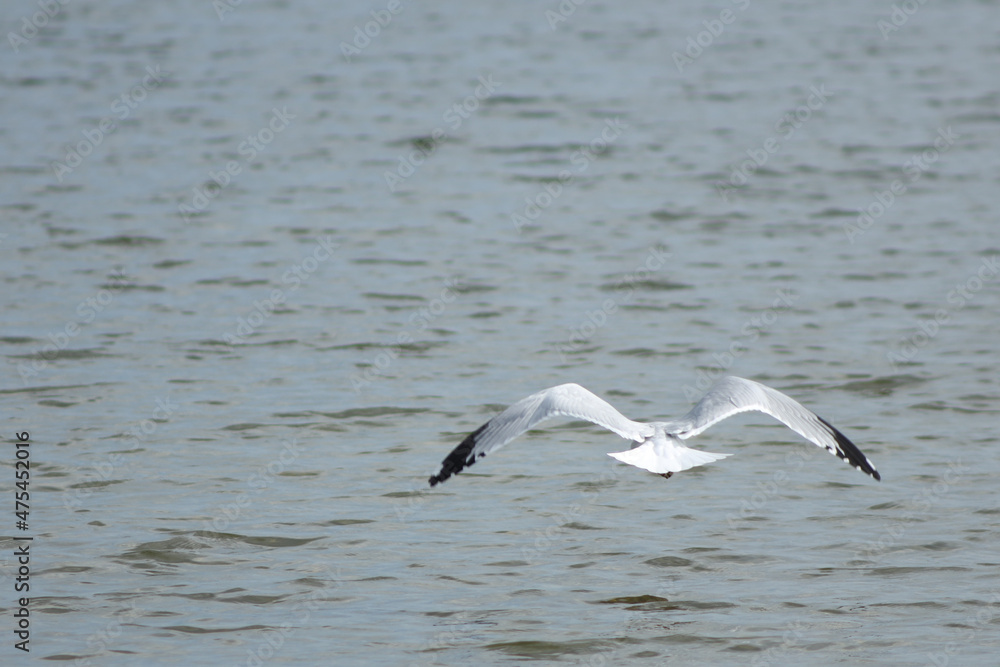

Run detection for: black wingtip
[[817, 416, 881, 481], [428, 422, 489, 487]]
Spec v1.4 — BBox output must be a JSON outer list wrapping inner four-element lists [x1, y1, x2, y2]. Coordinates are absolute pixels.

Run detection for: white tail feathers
[[607, 441, 731, 475]]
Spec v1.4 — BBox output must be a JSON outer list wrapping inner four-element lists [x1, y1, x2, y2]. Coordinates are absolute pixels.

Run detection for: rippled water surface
[[3, 0, 999, 664]]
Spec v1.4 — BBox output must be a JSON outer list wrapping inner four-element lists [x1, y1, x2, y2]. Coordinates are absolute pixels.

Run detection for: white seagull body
[[428, 376, 880, 486]]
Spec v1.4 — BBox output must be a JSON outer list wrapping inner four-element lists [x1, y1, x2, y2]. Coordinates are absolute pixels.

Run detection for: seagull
[[428, 376, 880, 486]]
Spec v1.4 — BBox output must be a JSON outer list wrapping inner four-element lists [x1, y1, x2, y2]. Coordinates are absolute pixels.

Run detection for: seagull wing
[[429, 383, 653, 486], [671, 376, 880, 480]]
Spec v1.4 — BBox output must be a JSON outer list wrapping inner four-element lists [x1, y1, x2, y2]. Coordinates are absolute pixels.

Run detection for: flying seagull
[[428, 376, 880, 486]]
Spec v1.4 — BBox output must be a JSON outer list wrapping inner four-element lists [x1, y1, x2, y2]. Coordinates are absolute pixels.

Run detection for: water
[[2, 0, 999, 664]]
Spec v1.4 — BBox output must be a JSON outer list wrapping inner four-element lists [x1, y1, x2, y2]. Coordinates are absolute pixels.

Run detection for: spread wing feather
[[671, 376, 880, 480], [428, 383, 653, 486]]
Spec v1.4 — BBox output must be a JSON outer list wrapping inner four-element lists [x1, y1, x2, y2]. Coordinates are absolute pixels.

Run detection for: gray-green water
[[2, 0, 999, 664]]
